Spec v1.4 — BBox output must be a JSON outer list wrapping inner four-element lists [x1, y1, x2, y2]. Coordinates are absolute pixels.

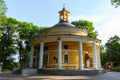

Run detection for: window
[[64, 54, 68, 64]]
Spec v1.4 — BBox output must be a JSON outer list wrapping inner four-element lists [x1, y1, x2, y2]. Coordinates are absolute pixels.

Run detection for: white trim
[[49, 64, 79, 66], [44, 50, 88, 53]]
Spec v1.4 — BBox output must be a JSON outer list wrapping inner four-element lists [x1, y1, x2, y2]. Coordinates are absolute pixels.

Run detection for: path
[[0, 72, 120, 80]]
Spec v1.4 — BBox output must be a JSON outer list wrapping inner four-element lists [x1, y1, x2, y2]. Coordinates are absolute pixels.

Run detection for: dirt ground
[[0, 72, 120, 80]]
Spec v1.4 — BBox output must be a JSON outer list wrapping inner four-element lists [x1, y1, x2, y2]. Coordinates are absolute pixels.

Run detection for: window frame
[[64, 54, 69, 64]]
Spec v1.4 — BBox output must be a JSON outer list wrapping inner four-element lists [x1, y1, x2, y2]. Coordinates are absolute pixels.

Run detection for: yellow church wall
[[46, 42, 58, 50], [43, 42, 94, 69], [65, 51, 79, 69], [49, 52, 58, 68]]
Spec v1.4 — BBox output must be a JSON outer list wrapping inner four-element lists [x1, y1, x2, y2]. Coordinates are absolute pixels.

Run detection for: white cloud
[[70, 15, 103, 23], [70, 8, 120, 45], [98, 12, 120, 44]]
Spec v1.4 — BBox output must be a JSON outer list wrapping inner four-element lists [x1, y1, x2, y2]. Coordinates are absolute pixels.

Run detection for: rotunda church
[[28, 6, 102, 75]]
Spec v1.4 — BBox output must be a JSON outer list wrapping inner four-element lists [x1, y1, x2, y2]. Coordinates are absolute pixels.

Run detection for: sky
[[5, 0, 120, 45]]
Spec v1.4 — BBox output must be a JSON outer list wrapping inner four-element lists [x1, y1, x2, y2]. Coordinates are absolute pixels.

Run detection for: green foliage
[[15, 20, 45, 68], [0, 18, 19, 70], [71, 20, 98, 38], [1, 69, 10, 72], [112, 66, 120, 72], [0, 16, 45, 70], [0, 0, 46, 71], [0, 0, 7, 27], [111, 0, 120, 8], [105, 35, 120, 66], [100, 45, 107, 67]]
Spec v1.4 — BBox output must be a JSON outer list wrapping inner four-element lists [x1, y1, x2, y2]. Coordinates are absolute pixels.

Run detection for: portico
[[29, 35, 101, 70]]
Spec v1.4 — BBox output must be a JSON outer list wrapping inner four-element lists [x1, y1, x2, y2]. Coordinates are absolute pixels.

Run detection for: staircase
[[13, 68, 38, 75]]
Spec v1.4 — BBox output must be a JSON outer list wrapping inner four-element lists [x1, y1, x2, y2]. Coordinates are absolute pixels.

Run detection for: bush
[[2, 69, 10, 72], [112, 66, 120, 72]]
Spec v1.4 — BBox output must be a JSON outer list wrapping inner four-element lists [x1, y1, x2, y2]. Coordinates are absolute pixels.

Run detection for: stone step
[[12, 68, 38, 75], [38, 69, 105, 75], [21, 68, 37, 75]]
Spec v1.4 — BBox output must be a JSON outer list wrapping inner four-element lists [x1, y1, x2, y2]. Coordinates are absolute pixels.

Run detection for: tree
[[17, 21, 45, 68], [0, 18, 20, 70], [0, 0, 7, 27], [100, 45, 107, 67], [0, 0, 45, 70], [111, 0, 120, 8], [105, 35, 120, 66], [0, 17, 45, 70], [71, 20, 98, 38]]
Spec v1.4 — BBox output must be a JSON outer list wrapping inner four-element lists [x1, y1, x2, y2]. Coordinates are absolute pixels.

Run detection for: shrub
[[112, 66, 120, 72]]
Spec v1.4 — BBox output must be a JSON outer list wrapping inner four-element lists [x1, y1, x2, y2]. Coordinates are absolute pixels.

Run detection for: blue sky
[[5, 0, 120, 44]]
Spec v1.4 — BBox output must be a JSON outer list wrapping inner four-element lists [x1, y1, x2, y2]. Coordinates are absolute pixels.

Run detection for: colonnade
[[29, 40, 101, 70]]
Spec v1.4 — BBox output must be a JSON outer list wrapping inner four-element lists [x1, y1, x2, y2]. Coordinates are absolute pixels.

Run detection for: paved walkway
[[0, 72, 120, 80]]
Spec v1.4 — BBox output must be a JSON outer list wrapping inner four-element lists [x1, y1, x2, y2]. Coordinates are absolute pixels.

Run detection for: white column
[[58, 40, 62, 70], [98, 46, 101, 69], [93, 43, 98, 69], [78, 41, 83, 70], [39, 42, 44, 69], [29, 46, 34, 68]]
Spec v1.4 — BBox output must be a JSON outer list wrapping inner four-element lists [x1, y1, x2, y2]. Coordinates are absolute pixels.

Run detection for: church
[[27, 6, 102, 75]]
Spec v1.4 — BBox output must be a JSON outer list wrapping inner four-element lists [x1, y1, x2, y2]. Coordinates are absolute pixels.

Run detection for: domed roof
[[41, 7, 88, 36], [53, 22, 75, 27]]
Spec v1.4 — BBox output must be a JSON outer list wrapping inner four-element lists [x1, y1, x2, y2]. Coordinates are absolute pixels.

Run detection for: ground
[[0, 72, 120, 80]]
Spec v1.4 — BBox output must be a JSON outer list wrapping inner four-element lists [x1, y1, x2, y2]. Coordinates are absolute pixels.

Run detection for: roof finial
[[63, 4, 65, 8], [63, 4, 65, 10]]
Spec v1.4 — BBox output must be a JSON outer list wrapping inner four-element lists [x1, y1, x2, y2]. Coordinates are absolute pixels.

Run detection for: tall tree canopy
[[111, 0, 120, 8], [0, 18, 20, 70], [0, 0, 7, 16], [100, 45, 107, 67], [105, 35, 120, 66], [71, 20, 98, 38], [0, 0, 7, 26], [17, 21, 44, 67], [0, 0, 7, 39], [0, 17, 44, 70]]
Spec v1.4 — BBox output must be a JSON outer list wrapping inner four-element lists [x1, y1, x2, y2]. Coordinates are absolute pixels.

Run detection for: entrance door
[[85, 53, 90, 68]]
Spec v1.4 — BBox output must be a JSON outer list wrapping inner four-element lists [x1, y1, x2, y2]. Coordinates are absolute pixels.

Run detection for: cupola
[[53, 5, 75, 27], [59, 5, 69, 22]]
